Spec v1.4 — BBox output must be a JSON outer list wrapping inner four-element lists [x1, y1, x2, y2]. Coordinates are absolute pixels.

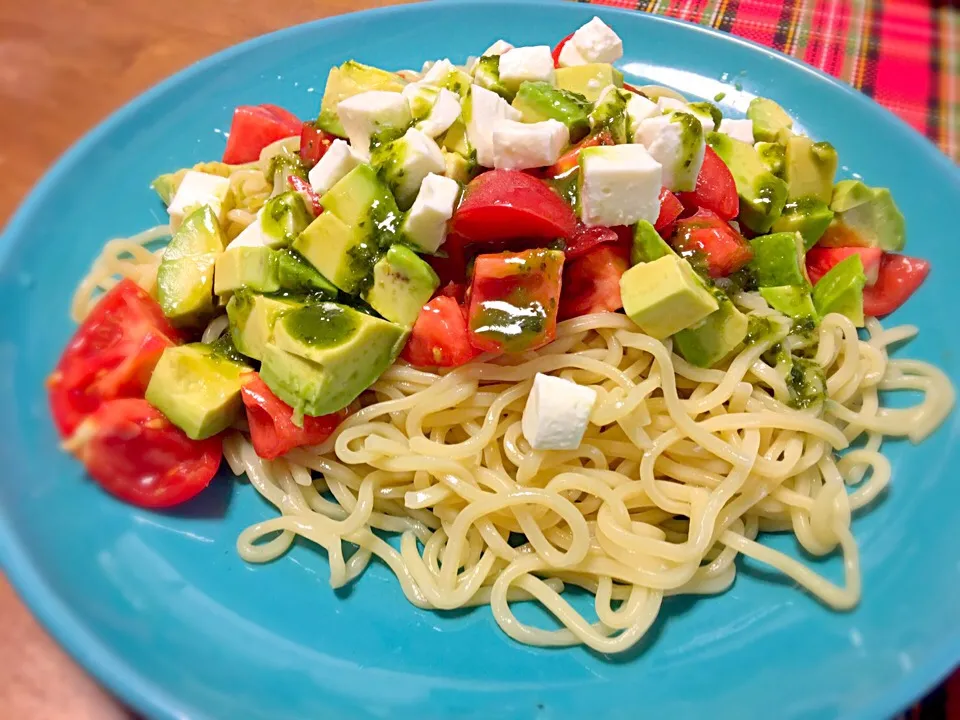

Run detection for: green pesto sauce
[[590, 90, 628, 143], [745, 315, 777, 345], [548, 169, 579, 209], [346, 240, 383, 294], [786, 357, 826, 410], [713, 92, 727, 102], [267, 151, 306, 190], [262, 191, 311, 246], [471, 299, 547, 352], [209, 333, 248, 365], [369, 126, 407, 153], [791, 315, 818, 339], [283, 303, 358, 349], [670, 112, 704, 171], [687, 101, 723, 129]]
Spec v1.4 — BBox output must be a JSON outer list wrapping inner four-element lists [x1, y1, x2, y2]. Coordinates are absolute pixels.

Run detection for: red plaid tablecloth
[[575, 1, 959, 717]]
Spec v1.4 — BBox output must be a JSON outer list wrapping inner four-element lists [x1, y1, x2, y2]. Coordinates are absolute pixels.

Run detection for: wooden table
[[0, 2, 410, 717]]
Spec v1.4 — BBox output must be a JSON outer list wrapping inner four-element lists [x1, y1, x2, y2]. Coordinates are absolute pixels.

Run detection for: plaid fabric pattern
[[580, 0, 959, 161]]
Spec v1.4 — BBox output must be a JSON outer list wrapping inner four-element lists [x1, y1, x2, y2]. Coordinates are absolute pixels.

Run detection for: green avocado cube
[[442, 149, 476, 184], [405, 84, 440, 121], [673, 292, 749, 368], [620, 255, 719, 339], [151, 172, 178, 206], [364, 245, 439, 327], [827, 180, 906, 252], [771, 196, 835, 250], [555, 63, 623, 102], [512, 81, 592, 142], [755, 141, 786, 178], [145, 343, 248, 440], [812, 253, 866, 326], [588, 85, 629, 144], [631, 220, 674, 265], [746, 97, 794, 143], [294, 212, 377, 296], [474, 55, 513, 101], [441, 118, 472, 156], [759, 285, 818, 320], [706, 132, 788, 234], [785, 136, 838, 203], [317, 61, 408, 137], [259, 191, 313, 248], [214, 246, 280, 296], [371, 128, 445, 210], [226, 291, 306, 361], [262, 302, 407, 417], [275, 248, 338, 298], [748, 231, 808, 287]]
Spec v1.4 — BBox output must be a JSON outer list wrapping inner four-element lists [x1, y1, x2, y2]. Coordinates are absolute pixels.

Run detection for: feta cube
[[374, 127, 445, 209], [657, 97, 687, 114], [557, 41, 588, 68], [498, 46, 555, 91], [571, 17, 623, 64], [336, 91, 412, 161], [466, 85, 522, 167], [307, 139, 362, 195], [719, 118, 755, 144], [579, 145, 662, 227], [521, 373, 598, 451], [637, 112, 705, 193], [400, 173, 461, 253], [625, 92, 659, 142], [167, 171, 230, 230], [492, 119, 569, 170], [417, 88, 462, 138]]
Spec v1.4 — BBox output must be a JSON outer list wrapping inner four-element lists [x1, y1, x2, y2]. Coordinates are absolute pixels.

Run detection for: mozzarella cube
[[422, 59, 456, 86], [376, 127, 445, 209], [403, 82, 441, 120], [657, 97, 687, 114], [483, 39, 514, 57], [521, 373, 598, 451], [719, 118, 755, 144], [498, 46, 555, 91], [626, 92, 659, 141], [225, 209, 266, 250], [571, 17, 623, 64], [557, 41, 588, 68], [637, 113, 705, 193], [417, 89, 462, 138], [307, 139, 362, 195], [579, 145, 662, 227], [492, 119, 569, 170], [466, 85, 521, 167], [336, 91, 412, 161], [167, 171, 230, 230], [400, 173, 461, 253]]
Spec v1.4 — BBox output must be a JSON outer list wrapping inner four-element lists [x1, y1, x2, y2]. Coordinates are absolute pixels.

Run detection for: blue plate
[[2, 2, 959, 718]]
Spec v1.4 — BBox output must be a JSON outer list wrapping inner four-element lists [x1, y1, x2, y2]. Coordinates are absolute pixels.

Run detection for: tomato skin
[[543, 130, 614, 178], [552, 32, 575, 68], [671, 208, 753, 278], [863, 254, 930, 317], [806, 246, 882, 287], [676, 146, 739, 221], [559, 244, 630, 320], [241, 374, 345, 459], [565, 224, 619, 259], [222, 105, 301, 164], [48, 279, 179, 438], [401, 296, 480, 368], [72, 399, 221, 509], [299, 121, 335, 169], [655, 187, 684, 237], [452, 170, 578, 244], [287, 175, 322, 216], [437, 281, 467, 304]]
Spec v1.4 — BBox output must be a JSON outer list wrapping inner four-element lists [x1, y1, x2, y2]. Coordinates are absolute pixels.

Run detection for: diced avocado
[[827, 180, 906, 252], [214, 246, 280, 296], [320, 164, 401, 234], [441, 118, 472, 156], [512, 81, 592, 142], [759, 285, 818, 320], [425, 64, 472, 98], [145, 343, 248, 440], [260, 191, 313, 248], [748, 231, 808, 287], [747, 97, 794, 143], [706, 132, 788, 234], [474, 56, 512, 101], [555, 64, 624, 102], [772, 196, 835, 250], [405, 84, 440, 121], [588, 86, 629, 144], [226, 291, 307, 361], [442, 149, 476, 184], [209, 333, 249, 364], [673, 292, 749, 368], [812, 253, 866, 326], [364, 245, 440, 326], [631, 220, 674, 265], [275, 248, 339, 298], [620, 254, 719, 339], [317, 61, 408, 136], [755, 141, 786, 178], [261, 302, 407, 417], [785, 136, 837, 203], [157, 205, 226, 328], [686, 101, 722, 131], [152, 173, 178, 205]]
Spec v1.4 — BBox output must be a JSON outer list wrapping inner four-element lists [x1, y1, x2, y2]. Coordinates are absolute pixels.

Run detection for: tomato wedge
[[437, 281, 467, 304], [241, 373, 346, 459], [69, 399, 221, 508], [299, 121, 336, 170], [677, 146, 739, 221], [222, 104, 302, 164], [863, 254, 930, 317], [565, 224, 619, 259], [48, 279, 179, 438], [552, 32, 575, 68], [671, 208, 753, 278], [402, 295, 480, 368], [543, 130, 615, 178], [452, 170, 577, 244], [287, 175, 322, 216], [656, 187, 684, 237], [806, 246, 882, 287], [559, 244, 630, 320], [467, 249, 565, 353]]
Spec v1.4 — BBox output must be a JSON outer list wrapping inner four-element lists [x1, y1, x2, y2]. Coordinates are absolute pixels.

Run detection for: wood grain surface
[[0, 2, 410, 717]]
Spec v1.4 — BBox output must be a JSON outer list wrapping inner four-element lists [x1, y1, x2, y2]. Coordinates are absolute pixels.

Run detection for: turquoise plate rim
[[1, 2, 958, 718]]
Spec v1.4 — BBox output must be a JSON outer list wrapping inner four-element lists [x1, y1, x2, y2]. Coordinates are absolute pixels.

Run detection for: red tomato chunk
[[402, 296, 479, 368], [676, 146, 739, 221], [559, 244, 630, 320], [222, 104, 302, 165], [671, 208, 753, 278]]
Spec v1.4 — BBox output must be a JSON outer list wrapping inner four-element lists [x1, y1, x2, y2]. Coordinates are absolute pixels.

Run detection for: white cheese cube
[[378, 128, 445, 208], [626, 92, 659, 141], [657, 97, 687, 114], [225, 209, 266, 250], [720, 118, 755, 144], [637, 113, 705, 193], [466, 85, 522, 167], [336, 91, 412, 161], [483, 39, 514, 57], [498, 46, 555, 91], [417, 89, 462, 138], [167, 171, 230, 230], [307, 139, 362, 195], [492, 119, 569, 170], [400, 173, 461, 253], [557, 41, 588, 68], [521, 373, 598, 451], [403, 82, 440, 119], [571, 17, 623, 64], [579, 145, 662, 227], [422, 59, 456, 87]]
